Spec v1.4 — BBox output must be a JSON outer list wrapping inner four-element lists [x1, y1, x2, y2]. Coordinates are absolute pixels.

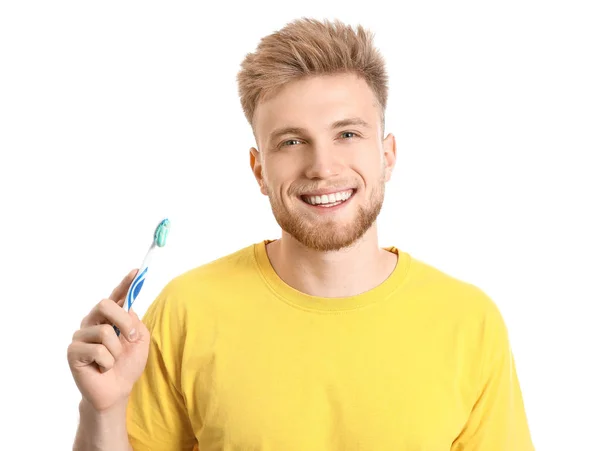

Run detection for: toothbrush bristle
[[154, 218, 170, 247]]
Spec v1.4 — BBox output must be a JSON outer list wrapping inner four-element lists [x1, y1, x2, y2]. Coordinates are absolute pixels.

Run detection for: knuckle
[[100, 347, 115, 367], [94, 344, 108, 360], [67, 342, 82, 364], [100, 324, 115, 341], [98, 298, 113, 313], [66, 343, 75, 361]]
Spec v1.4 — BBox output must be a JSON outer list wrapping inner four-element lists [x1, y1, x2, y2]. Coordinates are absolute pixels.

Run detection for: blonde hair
[[237, 17, 388, 130]]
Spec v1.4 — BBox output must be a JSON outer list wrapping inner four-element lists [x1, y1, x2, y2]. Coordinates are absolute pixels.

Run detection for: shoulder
[[403, 254, 512, 374], [142, 241, 260, 326], [405, 254, 508, 332], [171, 242, 258, 293]]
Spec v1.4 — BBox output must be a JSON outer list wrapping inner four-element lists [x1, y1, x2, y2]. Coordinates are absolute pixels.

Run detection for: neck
[[266, 225, 397, 298]]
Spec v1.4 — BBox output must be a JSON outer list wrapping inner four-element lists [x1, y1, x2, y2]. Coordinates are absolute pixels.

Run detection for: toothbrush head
[[154, 218, 171, 247]]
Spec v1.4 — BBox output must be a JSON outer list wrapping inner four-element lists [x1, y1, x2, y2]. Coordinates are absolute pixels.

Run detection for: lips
[[299, 189, 357, 210], [300, 189, 354, 206]]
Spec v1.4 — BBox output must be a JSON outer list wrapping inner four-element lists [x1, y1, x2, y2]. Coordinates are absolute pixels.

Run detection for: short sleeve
[[126, 284, 197, 450], [451, 302, 535, 450]]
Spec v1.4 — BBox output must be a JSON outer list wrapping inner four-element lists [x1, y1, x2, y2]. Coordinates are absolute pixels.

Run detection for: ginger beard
[[264, 169, 386, 252]]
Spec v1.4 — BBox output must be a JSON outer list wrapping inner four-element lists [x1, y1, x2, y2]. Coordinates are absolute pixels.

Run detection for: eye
[[281, 139, 303, 147], [340, 131, 358, 139]]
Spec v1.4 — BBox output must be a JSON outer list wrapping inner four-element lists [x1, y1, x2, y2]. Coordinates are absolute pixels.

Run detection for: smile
[[300, 189, 355, 208]]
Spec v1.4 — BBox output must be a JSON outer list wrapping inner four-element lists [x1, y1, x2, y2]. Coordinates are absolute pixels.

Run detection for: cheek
[[265, 157, 298, 184], [352, 151, 384, 181], [262, 165, 288, 198]]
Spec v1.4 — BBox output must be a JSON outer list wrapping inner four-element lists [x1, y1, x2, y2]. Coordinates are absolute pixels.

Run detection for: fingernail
[[128, 329, 138, 341]]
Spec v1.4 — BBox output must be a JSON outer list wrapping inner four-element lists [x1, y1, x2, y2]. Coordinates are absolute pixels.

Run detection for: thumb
[[129, 308, 140, 321], [128, 308, 149, 339]]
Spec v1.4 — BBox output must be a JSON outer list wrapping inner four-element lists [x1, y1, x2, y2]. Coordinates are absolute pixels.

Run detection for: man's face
[[251, 73, 396, 252]]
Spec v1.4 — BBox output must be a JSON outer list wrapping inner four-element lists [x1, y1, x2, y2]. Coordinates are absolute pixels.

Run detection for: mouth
[[299, 189, 356, 209]]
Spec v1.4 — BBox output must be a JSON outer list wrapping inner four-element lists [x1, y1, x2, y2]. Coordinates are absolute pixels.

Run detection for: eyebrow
[[268, 117, 370, 143], [331, 117, 370, 129]]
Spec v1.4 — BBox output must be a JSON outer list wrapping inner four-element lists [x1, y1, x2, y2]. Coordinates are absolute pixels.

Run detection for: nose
[[304, 141, 343, 179]]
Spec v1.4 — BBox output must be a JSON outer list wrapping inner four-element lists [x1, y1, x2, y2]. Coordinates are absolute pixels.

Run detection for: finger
[[109, 269, 138, 303], [129, 308, 140, 322], [80, 298, 138, 341], [67, 342, 116, 371], [72, 324, 124, 361]]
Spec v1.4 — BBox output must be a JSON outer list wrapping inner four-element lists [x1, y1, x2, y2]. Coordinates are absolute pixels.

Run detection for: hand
[[67, 270, 150, 413]]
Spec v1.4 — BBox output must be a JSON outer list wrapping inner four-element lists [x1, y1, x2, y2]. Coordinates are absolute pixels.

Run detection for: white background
[[1, 1, 598, 449]]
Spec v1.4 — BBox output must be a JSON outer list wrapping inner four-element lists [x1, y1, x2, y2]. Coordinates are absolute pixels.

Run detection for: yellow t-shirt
[[126, 240, 534, 450]]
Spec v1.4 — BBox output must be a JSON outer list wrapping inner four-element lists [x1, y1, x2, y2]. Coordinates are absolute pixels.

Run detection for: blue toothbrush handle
[[113, 263, 150, 337]]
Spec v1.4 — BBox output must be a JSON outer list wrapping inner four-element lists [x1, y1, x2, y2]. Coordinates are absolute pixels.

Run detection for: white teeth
[[303, 190, 353, 206]]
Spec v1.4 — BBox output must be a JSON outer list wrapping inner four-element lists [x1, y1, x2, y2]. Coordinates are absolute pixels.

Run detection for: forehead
[[254, 73, 380, 141]]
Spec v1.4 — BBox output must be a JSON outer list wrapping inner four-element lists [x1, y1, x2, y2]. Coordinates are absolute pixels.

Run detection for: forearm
[[73, 399, 133, 451]]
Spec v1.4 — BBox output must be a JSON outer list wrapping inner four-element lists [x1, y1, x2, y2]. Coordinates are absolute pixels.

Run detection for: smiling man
[[70, 18, 534, 451]]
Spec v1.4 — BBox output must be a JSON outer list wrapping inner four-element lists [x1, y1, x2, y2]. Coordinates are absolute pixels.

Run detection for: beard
[[264, 172, 385, 252]]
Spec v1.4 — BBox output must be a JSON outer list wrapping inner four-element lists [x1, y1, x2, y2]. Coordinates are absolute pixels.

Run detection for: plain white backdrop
[[1, 1, 598, 449]]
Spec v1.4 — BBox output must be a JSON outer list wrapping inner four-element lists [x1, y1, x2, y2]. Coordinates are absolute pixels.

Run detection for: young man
[[68, 18, 534, 450]]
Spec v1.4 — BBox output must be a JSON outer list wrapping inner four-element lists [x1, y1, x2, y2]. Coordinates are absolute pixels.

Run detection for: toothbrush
[[113, 218, 171, 337]]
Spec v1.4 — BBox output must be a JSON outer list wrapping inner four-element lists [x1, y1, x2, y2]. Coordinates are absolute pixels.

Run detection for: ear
[[382, 133, 397, 182], [250, 147, 268, 195]]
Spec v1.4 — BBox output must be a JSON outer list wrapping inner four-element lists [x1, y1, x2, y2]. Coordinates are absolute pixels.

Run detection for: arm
[[452, 304, 535, 450], [73, 399, 133, 451]]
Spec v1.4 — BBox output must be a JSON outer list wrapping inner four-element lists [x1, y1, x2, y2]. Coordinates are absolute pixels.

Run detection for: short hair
[[237, 17, 388, 131]]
